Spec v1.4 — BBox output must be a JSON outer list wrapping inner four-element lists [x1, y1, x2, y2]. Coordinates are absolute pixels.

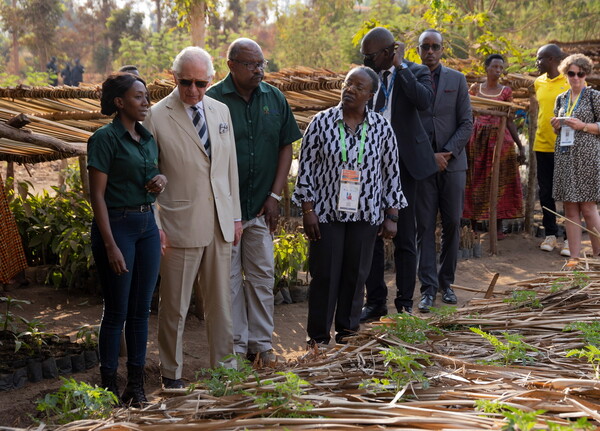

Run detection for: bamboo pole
[[524, 92, 538, 234], [542, 206, 600, 238], [488, 115, 507, 255]]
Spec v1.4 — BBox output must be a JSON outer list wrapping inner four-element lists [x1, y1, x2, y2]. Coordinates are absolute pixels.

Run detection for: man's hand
[[435, 152, 452, 171], [393, 42, 405, 68], [233, 221, 243, 246], [257, 196, 280, 233], [159, 229, 168, 256], [303, 211, 321, 241]]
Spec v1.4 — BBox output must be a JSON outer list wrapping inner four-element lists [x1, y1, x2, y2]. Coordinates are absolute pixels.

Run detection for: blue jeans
[[91, 209, 161, 371]]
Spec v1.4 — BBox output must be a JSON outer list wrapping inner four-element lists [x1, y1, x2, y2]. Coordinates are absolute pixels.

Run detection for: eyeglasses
[[419, 43, 442, 52], [362, 45, 394, 61], [342, 81, 369, 92], [231, 59, 268, 71], [567, 70, 586, 78], [177, 78, 209, 88]]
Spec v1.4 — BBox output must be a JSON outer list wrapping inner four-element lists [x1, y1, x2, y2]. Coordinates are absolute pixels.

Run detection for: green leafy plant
[[564, 321, 600, 347], [0, 296, 30, 332], [193, 355, 257, 397], [18, 317, 57, 354], [35, 377, 118, 424], [475, 399, 508, 414], [362, 346, 431, 392], [273, 229, 308, 289], [256, 372, 313, 417], [76, 324, 99, 349], [377, 313, 441, 344], [470, 328, 538, 366], [504, 290, 542, 308], [9, 176, 94, 289], [501, 406, 546, 431], [551, 272, 591, 293], [546, 418, 595, 430], [566, 345, 600, 379]]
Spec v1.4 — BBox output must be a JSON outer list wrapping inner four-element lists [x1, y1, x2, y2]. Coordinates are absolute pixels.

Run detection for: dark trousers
[[365, 164, 417, 311], [416, 170, 466, 296], [92, 209, 161, 372], [307, 221, 378, 344], [536, 151, 563, 238]]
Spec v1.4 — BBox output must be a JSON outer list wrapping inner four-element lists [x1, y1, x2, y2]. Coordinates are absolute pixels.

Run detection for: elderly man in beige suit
[[144, 46, 242, 389]]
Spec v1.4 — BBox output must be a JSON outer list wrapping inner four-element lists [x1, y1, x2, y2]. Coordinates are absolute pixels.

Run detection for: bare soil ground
[[0, 160, 579, 428]]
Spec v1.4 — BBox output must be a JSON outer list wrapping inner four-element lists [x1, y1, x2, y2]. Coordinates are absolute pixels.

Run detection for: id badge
[[560, 125, 574, 147], [338, 169, 361, 213]]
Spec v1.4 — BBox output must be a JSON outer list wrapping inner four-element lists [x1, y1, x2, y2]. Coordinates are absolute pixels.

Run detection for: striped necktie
[[191, 105, 211, 157]]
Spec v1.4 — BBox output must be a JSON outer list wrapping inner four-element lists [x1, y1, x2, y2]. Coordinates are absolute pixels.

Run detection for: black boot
[[100, 367, 119, 400], [121, 365, 148, 407]]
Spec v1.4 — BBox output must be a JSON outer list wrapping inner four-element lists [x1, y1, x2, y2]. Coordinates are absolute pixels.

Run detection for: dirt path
[[0, 230, 576, 428]]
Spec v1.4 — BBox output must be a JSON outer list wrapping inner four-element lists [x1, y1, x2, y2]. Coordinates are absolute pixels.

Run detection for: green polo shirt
[[87, 116, 160, 208], [207, 74, 302, 220]]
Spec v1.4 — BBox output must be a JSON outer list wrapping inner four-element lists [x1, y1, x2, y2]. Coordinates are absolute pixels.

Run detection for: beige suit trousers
[[158, 220, 234, 378]]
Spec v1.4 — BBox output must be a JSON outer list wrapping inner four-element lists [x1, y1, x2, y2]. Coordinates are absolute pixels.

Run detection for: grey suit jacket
[[419, 65, 473, 172], [144, 89, 241, 247]]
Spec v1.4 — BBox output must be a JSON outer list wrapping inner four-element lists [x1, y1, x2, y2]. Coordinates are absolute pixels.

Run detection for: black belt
[[109, 204, 152, 213]]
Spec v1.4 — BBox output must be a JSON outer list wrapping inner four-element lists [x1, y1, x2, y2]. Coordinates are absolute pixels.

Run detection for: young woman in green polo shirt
[[87, 73, 166, 407]]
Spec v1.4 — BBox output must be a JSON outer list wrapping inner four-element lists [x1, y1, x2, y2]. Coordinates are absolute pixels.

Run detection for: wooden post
[[6, 162, 14, 199], [489, 115, 508, 255], [78, 156, 90, 200], [525, 93, 538, 235]]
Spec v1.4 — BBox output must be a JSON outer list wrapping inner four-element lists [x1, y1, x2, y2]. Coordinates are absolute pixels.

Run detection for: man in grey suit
[[415, 29, 473, 312]]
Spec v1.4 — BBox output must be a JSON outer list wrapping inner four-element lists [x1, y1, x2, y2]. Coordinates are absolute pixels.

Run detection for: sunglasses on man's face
[[178, 78, 209, 88], [419, 43, 442, 52], [567, 71, 586, 78]]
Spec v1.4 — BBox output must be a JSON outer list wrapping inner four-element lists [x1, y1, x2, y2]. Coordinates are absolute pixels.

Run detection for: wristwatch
[[268, 191, 282, 202], [583, 124, 589, 133], [397, 62, 408, 71], [385, 213, 399, 222]]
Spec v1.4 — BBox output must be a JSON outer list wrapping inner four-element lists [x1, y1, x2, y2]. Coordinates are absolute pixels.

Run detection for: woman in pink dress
[[463, 54, 526, 239]]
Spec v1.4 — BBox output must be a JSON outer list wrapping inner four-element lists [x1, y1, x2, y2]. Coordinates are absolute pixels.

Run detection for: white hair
[[172, 47, 215, 77]]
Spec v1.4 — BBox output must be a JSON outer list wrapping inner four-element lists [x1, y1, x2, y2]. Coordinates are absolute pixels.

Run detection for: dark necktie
[[191, 106, 211, 157], [374, 71, 390, 113]]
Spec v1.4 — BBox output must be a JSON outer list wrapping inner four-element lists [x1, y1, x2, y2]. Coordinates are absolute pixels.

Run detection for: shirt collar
[[335, 102, 374, 127], [220, 73, 269, 96], [112, 115, 151, 141], [183, 100, 205, 112]]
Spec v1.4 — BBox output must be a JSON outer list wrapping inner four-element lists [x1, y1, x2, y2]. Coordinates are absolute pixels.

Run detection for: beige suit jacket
[[144, 89, 241, 247]]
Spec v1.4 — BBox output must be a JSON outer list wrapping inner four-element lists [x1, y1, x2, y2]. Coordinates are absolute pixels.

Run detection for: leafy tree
[[21, 0, 63, 69], [106, 6, 145, 56]]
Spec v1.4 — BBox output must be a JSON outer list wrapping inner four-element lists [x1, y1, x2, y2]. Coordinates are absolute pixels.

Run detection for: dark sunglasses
[[567, 70, 586, 78], [362, 44, 394, 61], [419, 43, 442, 52], [178, 78, 209, 88]]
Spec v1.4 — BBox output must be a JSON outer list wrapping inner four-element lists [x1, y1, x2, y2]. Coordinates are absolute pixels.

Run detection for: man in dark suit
[[360, 27, 437, 319], [415, 29, 473, 312]]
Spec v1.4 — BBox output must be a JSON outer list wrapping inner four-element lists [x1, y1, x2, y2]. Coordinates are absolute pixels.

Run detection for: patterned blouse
[[293, 103, 406, 225]]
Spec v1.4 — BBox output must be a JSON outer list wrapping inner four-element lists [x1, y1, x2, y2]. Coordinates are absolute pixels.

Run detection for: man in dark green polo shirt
[[207, 38, 301, 364]]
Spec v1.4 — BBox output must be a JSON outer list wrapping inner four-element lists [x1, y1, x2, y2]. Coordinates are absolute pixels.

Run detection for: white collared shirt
[[373, 65, 395, 123]]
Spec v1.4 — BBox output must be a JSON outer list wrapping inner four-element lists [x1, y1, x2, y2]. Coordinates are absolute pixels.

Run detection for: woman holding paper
[[551, 54, 600, 262]]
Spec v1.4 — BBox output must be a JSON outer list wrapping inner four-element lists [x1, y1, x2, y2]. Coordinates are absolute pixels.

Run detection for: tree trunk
[[154, 0, 162, 32], [10, 0, 19, 75], [189, 0, 206, 47], [525, 93, 538, 236], [488, 114, 508, 256]]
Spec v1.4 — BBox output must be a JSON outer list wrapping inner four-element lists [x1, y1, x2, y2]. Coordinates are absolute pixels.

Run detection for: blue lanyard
[[564, 87, 585, 117], [377, 69, 396, 114]]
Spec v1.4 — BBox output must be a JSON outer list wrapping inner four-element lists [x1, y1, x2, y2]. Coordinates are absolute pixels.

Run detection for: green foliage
[[501, 405, 546, 431], [503, 290, 542, 309], [377, 313, 441, 344], [551, 272, 590, 293], [273, 229, 308, 289], [9, 176, 94, 289], [566, 345, 600, 379], [35, 377, 118, 424], [470, 328, 538, 366], [0, 68, 57, 87], [362, 346, 431, 392], [474, 399, 508, 414], [256, 372, 313, 417], [18, 317, 57, 354], [546, 418, 595, 430], [76, 324, 99, 349], [563, 321, 600, 347], [429, 305, 457, 320], [194, 355, 257, 396], [0, 296, 30, 332]]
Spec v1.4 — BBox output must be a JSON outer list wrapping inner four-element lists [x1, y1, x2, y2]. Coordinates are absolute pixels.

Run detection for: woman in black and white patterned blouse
[[293, 66, 407, 348]]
